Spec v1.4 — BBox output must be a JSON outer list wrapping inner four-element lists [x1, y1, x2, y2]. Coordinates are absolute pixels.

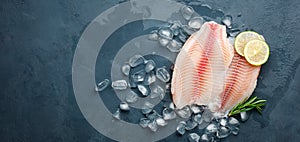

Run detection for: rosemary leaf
[[228, 96, 266, 116]]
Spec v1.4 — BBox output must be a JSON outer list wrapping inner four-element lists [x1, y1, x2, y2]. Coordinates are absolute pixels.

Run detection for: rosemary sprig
[[228, 96, 266, 116]]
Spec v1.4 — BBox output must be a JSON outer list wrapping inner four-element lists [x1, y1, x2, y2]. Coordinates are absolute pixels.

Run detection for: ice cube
[[230, 126, 239, 136], [142, 101, 155, 114], [111, 80, 127, 90], [156, 118, 168, 126], [137, 84, 150, 97], [198, 121, 210, 130], [129, 55, 145, 67], [132, 70, 146, 82], [228, 28, 240, 37], [240, 112, 249, 122], [188, 133, 200, 142], [176, 121, 187, 135], [150, 85, 165, 99], [200, 134, 210, 142], [139, 118, 150, 128], [176, 106, 192, 119], [162, 108, 177, 120], [228, 36, 235, 46], [202, 109, 213, 122], [185, 119, 198, 130], [182, 25, 195, 35], [143, 71, 156, 85], [188, 17, 204, 29], [146, 110, 161, 121], [125, 92, 138, 103], [181, 6, 194, 20], [95, 79, 110, 92], [165, 83, 171, 90], [128, 77, 137, 88], [145, 60, 156, 73], [216, 126, 230, 139], [148, 32, 159, 41], [219, 118, 228, 126], [156, 67, 170, 82], [169, 102, 175, 110], [205, 123, 218, 134], [112, 109, 120, 120], [190, 104, 203, 114], [121, 64, 131, 76], [158, 27, 173, 40], [148, 121, 158, 132], [178, 32, 187, 43], [166, 39, 182, 52], [228, 117, 240, 126], [193, 114, 203, 124], [169, 21, 182, 31], [158, 38, 169, 47], [119, 102, 130, 111], [221, 15, 232, 28]]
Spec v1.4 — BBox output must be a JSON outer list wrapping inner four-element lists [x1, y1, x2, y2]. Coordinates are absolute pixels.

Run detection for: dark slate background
[[0, 0, 300, 142]]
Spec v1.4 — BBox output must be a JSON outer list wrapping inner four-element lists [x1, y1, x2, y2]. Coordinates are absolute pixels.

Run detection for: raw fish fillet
[[171, 21, 234, 110], [218, 52, 261, 113]]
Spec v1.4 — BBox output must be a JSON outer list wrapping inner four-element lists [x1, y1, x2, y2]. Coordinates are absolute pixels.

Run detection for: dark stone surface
[[0, 0, 299, 141]]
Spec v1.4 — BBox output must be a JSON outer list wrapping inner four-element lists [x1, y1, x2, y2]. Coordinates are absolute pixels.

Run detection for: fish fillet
[[171, 21, 234, 110], [218, 52, 261, 113]]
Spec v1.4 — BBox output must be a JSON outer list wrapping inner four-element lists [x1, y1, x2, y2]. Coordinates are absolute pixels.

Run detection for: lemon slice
[[244, 40, 270, 66], [234, 31, 264, 56]]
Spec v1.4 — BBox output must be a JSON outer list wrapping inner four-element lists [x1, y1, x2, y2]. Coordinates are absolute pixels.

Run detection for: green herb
[[228, 96, 266, 116]]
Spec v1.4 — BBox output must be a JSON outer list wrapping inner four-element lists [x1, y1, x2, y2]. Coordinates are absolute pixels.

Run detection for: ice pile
[[148, 5, 205, 53]]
